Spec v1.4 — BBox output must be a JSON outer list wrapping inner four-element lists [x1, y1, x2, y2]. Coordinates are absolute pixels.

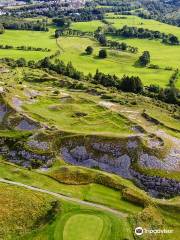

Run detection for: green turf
[[0, 160, 143, 213], [0, 28, 58, 60], [62, 213, 104, 240], [106, 13, 180, 39], [71, 20, 105, 32]]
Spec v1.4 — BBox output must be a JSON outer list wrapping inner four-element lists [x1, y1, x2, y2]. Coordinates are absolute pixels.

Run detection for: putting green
[[63, 214, 104, 240]]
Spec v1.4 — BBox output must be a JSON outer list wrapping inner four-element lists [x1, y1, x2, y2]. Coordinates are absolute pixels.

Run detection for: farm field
[[71, 20, 105, 32], [0, 17, 178, 88], [0, 28, 58, 60], [105, 13, 180, 39]]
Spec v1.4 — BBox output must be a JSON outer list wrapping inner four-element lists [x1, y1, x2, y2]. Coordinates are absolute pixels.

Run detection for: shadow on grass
[[133, 60, 146, 68]]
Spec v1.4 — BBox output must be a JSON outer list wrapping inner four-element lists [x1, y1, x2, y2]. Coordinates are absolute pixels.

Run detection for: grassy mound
[[50, 165, 151, 207]]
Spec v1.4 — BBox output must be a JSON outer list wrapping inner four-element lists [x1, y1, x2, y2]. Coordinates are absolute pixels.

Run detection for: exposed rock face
[[60, 141, 180, 198], [91, 142, 122, 157], [0, 103, 7, 122], [127, 140, 138, 149], [27, 140, 49, 151], [61, 145, 133, 179], [140, 152, 180, 171], [16, 119, 38, 130], [0, 138, 52, 168], [130, 169, 180, 198]]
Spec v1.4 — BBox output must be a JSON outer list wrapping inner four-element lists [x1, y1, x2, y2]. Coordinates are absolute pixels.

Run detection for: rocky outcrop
[[139, 152, 180, 171], [131, 169, 180, 198], [60, 139, 180, 198]]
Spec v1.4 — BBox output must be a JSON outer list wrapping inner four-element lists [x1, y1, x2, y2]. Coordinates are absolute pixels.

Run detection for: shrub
[[85, 46, 93, 55], [99, 49, 107, 59]]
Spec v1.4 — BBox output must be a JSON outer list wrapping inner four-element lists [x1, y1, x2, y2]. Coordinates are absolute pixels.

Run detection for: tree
[[99, 49, 107, 59], [52, 18, 71, 28], [16, 58, 26, 67], [85, 46, 93, 55], [98, 35, 107, 46], [120, 75, 143, 93], [169, 35, 179, 45], [139, 51, 150, 66]]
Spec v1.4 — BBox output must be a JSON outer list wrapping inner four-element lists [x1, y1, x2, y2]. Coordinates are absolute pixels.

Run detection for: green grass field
[[58, 36, 173, 87], [105, 13, 180, 38], [71, 20, 105, 32], [0, 28, 58, 60], [25, 204, 133, 240], [0, 16, 179, 88], [0, 160, 142, 213]]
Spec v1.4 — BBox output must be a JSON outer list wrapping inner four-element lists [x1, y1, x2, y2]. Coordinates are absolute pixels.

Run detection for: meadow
[[0, 28, 58, 60], [69, 15, 180, 88], [0, 16, 179, 88], [71, 20, 105, 32], [105, 13, 180, 38], [58, 36, 173, 87]]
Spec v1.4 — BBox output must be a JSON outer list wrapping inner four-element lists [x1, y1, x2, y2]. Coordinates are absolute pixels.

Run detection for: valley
[[0, 0, 179, 239]]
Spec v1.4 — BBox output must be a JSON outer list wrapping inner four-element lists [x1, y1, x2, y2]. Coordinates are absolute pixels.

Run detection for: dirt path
[[0, 178, 127, 218]]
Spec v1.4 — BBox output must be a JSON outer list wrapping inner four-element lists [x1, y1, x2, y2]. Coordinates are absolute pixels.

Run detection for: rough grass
[[0, 160, 145, 214], [0, 183, 53, 239], [22, 93, 132, 136]]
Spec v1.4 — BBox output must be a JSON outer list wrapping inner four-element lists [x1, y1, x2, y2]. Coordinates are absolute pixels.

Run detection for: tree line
[[0, 45, 50, 52], [0, 18, 48, 32], [1, 56, 179, 105], [55, 28, 138, 54], [107, 25, 179, 45]]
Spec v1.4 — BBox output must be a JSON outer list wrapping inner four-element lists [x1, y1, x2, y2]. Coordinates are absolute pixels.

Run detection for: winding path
[[0, 178, 127, 218]]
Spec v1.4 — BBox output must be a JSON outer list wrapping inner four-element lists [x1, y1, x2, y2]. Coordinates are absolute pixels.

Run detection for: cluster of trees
[[54, 28, 93, 39], [147, 85, 179, 105], [95, 32, 138, 53], [0, 24, 5, 34], [140, 0, 180, 27], [94, 69, 143, 93], [52, 18, 71, 28], [38, 58, 84, 80], [0, 19, 48, 31], [111, 25, 179, 45], [85, 46, 107, 58]]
